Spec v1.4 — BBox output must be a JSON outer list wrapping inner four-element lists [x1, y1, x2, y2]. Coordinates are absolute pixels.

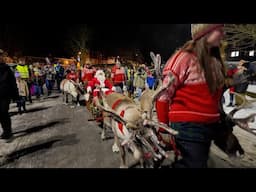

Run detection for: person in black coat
[[0, 50, 19, 140]]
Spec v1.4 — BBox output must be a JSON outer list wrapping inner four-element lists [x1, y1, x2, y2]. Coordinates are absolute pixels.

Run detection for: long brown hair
[[181, 37, 225, 94]]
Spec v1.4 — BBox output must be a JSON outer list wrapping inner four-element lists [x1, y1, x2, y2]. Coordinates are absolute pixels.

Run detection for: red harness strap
[[158, 132, 181, 159], [112, 99, 123, 111], [112, 99, 125, 135]]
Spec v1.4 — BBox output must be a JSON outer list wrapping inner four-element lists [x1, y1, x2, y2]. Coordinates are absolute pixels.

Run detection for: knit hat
[[191, 24, 224, 41]]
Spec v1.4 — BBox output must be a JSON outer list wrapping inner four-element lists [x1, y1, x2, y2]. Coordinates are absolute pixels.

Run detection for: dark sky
[[0, 24, 191, 61]]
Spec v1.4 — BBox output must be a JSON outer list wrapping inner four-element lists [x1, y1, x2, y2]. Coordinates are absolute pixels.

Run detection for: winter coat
[[133, 71, 147, 89], [16, 79, 29, 97], [0, 63, 19, 100]]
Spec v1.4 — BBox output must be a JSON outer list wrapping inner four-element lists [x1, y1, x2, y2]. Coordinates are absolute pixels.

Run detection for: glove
[[87, 86, 92, 93]]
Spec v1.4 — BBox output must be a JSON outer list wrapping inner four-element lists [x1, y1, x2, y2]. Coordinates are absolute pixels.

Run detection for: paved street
[[0, 93, 256, 168]]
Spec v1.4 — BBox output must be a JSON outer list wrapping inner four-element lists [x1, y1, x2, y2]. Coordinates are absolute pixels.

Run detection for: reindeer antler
[[143, 119, 179, 136]]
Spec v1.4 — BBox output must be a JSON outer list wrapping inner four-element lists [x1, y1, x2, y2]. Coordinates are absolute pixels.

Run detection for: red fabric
[[156, 51, 223, 124], [88, 78, 114, 97], [169, 84, 223, 123], [82, 68, 95, 82], [193, 24, 224, 41], [112, 99, 123, 111], [118, 110, 125, 135], [112, 66, 125, 84], [156, 100, 169, 126], [66, 73, 78, 81], [227, 68, 239, 92]]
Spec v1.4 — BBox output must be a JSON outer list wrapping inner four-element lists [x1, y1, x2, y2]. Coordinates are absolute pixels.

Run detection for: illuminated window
[[249, 50, 255, 57], [231, 51, 239, 57]]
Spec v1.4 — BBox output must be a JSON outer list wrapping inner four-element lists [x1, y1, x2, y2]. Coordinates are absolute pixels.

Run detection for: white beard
[[97, 75, 106, 88]]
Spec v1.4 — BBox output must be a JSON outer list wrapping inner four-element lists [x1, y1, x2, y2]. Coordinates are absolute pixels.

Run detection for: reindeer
[[95, 77, 177, 168], [60, 79, 86, 108], [93, 52, 179, 168], [214, 89, 256, 158]]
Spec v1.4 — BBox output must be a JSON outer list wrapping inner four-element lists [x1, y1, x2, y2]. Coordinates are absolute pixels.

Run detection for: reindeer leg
[[126, 143, 143, 168], [77, 95, 81, 107], [66, 93, 69, 105], [62, 92, 65, 104], [112, 135, 120, 153], [120, 145, 127, 168], [101, 123, 107, 140]]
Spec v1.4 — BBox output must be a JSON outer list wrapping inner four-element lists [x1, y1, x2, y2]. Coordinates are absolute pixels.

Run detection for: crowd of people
[[226, 60, 256, 107], [0, 50, 158, 141], [1, 24, 255, 168]]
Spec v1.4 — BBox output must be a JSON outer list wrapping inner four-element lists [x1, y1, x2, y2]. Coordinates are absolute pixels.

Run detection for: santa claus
[[86, 70, 116, 101]]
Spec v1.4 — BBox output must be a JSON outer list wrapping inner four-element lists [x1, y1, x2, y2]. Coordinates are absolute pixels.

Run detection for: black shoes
[[0, 133, 14, 142], [226, 103, 234, 107]]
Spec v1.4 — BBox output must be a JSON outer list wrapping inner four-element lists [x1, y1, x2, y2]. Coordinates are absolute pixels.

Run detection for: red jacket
[[156, 51, 224, 125], [82, 68, 95, 82], [111, 66, 126, 84], [227, 68, 238, 93]]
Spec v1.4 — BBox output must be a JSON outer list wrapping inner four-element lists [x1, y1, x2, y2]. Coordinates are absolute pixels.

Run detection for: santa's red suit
[[87, 70, 115, 97]]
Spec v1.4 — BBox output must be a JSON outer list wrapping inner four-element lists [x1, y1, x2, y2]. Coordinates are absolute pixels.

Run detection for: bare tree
[[225, 24, 256, 50], [67, 25, 91, 65]]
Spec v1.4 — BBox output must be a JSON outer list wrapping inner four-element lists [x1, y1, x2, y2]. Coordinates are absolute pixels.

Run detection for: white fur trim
[[112, 87, 116, 92]]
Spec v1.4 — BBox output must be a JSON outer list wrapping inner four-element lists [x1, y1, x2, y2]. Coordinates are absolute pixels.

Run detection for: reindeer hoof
[[112, 143, 120, 153], [101, 133, 106, 141]]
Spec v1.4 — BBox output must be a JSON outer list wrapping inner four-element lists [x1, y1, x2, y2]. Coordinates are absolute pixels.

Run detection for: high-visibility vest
[[16, 65, 29, 79]]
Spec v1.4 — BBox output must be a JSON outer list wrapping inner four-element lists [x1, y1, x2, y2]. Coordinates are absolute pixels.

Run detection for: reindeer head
[[227, 92, 256, 131]]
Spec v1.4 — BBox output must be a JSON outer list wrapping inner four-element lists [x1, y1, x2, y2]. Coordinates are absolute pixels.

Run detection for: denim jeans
[[171, 122, 219, 168]]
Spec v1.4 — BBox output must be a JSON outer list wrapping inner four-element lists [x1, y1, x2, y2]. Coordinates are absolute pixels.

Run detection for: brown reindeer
[[214, 92, 256, 158], [94, 52, 178, 168]]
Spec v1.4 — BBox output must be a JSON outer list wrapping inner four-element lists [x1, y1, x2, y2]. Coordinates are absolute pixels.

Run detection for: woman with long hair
[[156, 24, 231, 168]]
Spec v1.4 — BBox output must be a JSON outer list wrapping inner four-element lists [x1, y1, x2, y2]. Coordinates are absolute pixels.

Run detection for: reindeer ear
[[150, 52, 156, 64], [156, 54, 161, 66], [154, 54, 162, 78]]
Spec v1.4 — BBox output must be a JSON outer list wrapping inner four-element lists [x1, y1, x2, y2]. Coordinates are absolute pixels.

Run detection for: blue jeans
[[171, 122, 218, 168], [34, 85, 42, 98]]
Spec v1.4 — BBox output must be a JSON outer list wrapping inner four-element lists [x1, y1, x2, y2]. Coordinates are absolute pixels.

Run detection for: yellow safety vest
[[16, 65, 29, 79]]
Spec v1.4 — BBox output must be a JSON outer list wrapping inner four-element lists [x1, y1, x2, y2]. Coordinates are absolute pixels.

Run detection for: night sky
[[0, 24, 191, 61]]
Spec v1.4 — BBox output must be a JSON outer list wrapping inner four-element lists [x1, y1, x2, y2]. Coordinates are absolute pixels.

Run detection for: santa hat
[[191, 24, 224, 41]]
